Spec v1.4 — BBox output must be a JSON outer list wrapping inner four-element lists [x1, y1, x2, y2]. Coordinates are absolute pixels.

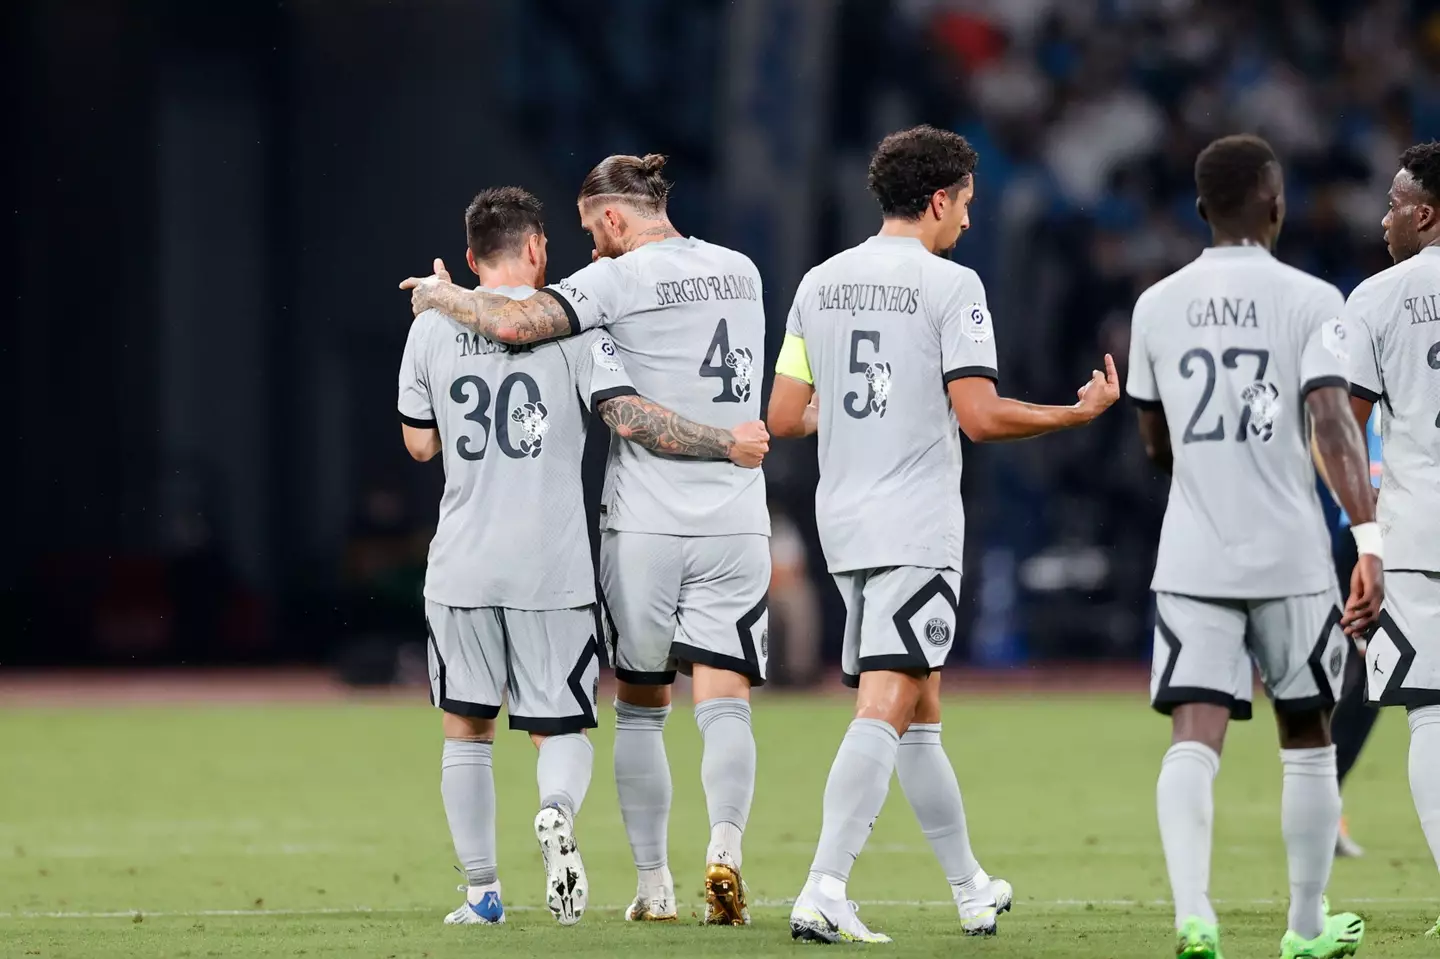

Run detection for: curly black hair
[[867, 125, 978, 220], [1194, 134, 1277, 222], [465, 186, 545, 262], [1400, 141, 1440, 203]]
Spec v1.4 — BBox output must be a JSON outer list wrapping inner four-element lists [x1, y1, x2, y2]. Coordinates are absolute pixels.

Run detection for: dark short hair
[[1400, 141, 1440, 203], [465, 187, 544, 262], [1194, 135, 1278, 221], [867, 125, 979, 220], [578, 154, 671, 215]]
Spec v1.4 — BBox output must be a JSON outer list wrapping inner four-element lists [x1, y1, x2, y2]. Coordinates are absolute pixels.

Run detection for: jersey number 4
[[449, 372, 547, 460], [1179, 347, 1270, 444], [698, 318, 753, 403]]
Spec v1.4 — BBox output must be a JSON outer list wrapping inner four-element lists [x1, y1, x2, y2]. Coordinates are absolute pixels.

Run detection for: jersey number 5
[[698, 318, 753, 402], [449, 373, 547, 460], [1179, 347, 1270, 444], [1429, 340, 1440, 428], [843, 330, 890, 419]]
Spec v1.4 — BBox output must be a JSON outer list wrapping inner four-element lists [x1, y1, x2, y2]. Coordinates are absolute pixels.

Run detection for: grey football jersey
[[1126, 247, 1348, 598], [1345, 245, 1440, 573], [785, 235, 998, 573], [398, 285, 636, 608], [544, 237, 770, 537]]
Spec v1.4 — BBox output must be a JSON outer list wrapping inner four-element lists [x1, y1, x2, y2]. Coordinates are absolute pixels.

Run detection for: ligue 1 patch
[[592, 336, 623, 372], [1321, 318, 1350, 363], [963, 303, 993, 343]]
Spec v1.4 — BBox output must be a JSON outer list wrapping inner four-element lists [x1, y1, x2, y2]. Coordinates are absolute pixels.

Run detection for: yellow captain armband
[[775, 333, 813, 385]]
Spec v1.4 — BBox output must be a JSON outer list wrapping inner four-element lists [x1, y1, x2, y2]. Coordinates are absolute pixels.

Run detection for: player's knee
[[616, 681, 672, 710], [1170, 702, 1230, 755], [691, 663, 752, 703], [910, 672, 944, 725], [530, 730, 587, 751], [1276, 708, 1332, 750], [855, 669, 927, 734], [442, 712, 496, 742]]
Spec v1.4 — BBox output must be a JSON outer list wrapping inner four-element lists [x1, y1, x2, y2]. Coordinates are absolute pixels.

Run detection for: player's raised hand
[[729, 420, 770, 468], [398, 258, 454, 317], [1074, 353, 1121, 420], [1342, 553, 1384, 637]]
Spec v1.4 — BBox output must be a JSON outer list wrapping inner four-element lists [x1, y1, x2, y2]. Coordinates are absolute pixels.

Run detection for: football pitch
[[2, 689, 1436, 958]]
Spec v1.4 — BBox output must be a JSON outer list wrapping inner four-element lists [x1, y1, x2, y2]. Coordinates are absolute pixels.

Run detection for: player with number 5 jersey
[[401, 155, 771, 928]]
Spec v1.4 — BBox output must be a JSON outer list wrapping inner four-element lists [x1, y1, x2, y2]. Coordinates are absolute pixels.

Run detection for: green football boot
[[1175, 916, 1223, 959], [1279, 912, 1364, 958]]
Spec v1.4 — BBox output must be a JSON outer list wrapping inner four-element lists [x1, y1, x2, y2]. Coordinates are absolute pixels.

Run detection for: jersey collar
[[864, 235, 928, 252], [1198, 245, 1273, 260]]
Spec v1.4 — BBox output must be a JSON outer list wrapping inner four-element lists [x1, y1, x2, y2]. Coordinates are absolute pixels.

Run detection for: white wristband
[[1351, 522, 1384, 559]]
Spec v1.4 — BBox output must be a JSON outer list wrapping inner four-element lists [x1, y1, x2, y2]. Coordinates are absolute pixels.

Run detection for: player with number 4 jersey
[[1127, 136, 1379, 959], [1344, 141, 1440, 939], [401, 156, 770, 928]]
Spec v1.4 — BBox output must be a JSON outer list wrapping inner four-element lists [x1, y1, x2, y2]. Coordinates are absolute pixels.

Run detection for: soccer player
[[766, 124, 1120, 944], [1126, 135, 1381, 959], [1344, 141, 1440, 937], [398, 187, 767, 927], [400, 157, 771, 925]]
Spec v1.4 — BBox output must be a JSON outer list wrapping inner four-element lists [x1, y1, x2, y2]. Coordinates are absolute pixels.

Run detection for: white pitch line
[[3, 897, 1436, 920]]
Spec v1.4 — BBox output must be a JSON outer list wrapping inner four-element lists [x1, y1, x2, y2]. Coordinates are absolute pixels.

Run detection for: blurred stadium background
[[6, 0, 1435, 678]]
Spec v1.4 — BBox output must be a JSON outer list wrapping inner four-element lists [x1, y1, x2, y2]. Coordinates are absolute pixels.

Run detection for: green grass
[[1, 692, 1436, 958]]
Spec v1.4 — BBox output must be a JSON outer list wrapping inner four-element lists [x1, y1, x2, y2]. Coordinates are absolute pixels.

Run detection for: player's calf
[[439, 713, 502, 925], [693, 676, 755, 926]]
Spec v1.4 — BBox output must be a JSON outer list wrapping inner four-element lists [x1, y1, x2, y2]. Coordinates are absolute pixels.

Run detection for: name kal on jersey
[[816, 283, 920, 316], [1187, 297, 1259, 328], [1403, 293, 1440, 325], [455, 333, 534, 358], [654, 274, 758, 306]]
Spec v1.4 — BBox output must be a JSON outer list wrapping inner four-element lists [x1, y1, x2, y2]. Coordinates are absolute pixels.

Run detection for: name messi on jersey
[[455, 332, 533, 357], [1403, 293, 1440, 325], [1187, 297, 1259, 328], [654, 274, 758, 306], [816, 283, 920, 315]]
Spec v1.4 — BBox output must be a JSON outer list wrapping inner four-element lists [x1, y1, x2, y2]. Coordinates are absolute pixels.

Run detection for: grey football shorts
[[1150, 588, 1347, 720], [832, 566, 961, 688], [598, 531, 770, 686], [425, 601, 600, 734]]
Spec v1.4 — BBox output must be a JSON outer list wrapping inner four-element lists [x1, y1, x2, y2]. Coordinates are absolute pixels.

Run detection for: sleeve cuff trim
[[537, 286, 582, 337]]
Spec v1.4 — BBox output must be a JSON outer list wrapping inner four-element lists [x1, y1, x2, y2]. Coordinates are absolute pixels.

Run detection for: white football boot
[[790, 876, 892, 944], [624, 865, 678, 922], [534, 805, 588, 925], [443, 881, 506, 925], [956, 874, 1013, 936]]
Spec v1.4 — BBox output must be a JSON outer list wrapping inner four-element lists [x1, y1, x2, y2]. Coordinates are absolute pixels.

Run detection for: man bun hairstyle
[[867, 125, 979, 220], [578, 153, 672, 215], [1400, 141, 1440, 204], [1194, 134, 1279, 221], [465, 186, 544, 262]]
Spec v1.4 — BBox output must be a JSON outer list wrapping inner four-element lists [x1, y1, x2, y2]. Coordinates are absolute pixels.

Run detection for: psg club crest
[[924, 617, 951, 647]]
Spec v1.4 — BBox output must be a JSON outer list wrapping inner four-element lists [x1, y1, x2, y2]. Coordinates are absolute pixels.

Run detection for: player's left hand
[[398, 258, 453, 317], [1074, 353, 1121, 420], [1342, 553, 1384, 637]]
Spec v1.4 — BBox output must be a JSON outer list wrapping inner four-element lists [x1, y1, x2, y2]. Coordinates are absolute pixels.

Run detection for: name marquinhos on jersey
[[456, 332, 533, 358], [1403, 292, 1440, 325], [816, 283, 920, 316], [1187, 297, 1259, 329], [653, 274, 758, 306]]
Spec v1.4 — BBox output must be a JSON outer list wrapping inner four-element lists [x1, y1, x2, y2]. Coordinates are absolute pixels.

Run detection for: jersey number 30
[[449, 373, 547, 460]]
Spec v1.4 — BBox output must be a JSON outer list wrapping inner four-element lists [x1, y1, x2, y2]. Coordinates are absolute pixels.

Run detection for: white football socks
[[1280, 745, 1340, 939], [1408, 706, 1440, 874], [1156, 741, 1220, 927]]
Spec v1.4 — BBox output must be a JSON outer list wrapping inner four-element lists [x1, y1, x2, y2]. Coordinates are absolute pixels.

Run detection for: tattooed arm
[[403, 277, 575, 345], [596, 394, 769, 468]]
